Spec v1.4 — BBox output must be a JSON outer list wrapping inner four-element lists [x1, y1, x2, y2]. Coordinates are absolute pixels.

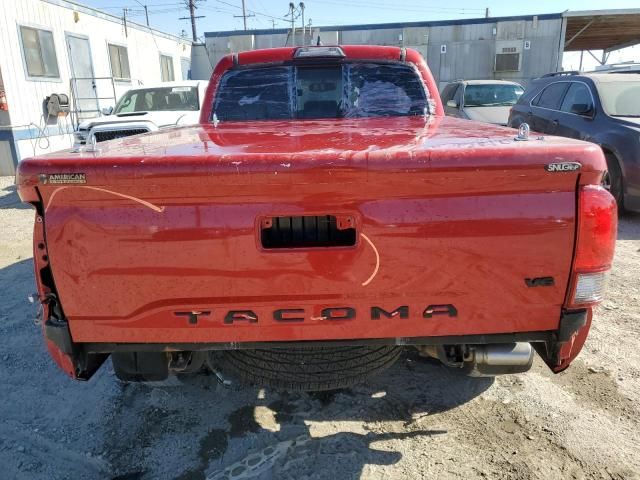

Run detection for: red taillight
[[575, 186, 617, 271], [569, 185, 617, 306]]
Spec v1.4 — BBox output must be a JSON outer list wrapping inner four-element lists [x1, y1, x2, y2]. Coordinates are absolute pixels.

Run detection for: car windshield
[[113, 86, 199, 114], [213, 63, 429, 121], [463, 84, 524, 107], [596, 81, 640, 117]]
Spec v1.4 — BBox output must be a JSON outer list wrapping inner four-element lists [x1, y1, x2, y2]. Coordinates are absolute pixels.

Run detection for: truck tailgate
[[24, 118, 600, 344]]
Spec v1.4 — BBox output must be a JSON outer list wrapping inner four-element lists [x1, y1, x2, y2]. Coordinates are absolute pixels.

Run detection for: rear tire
[[219, 345, 402, 391], [603, 153, 624, 211]]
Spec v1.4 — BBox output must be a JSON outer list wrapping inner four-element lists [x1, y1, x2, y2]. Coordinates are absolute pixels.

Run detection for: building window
[[160, 55, 175, 82], [19, 26, 60, 78], [495, 53, 520, 72], [108, 44, 131, 81]]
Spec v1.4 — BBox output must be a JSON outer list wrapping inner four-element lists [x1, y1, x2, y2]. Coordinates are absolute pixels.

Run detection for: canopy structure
[[563, 9, 640, 54]]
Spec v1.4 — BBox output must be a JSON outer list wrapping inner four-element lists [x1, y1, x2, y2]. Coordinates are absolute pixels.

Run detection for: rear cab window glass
[[560, 82, 594, 115], [344, 64, 427, 117], [214, 67, 293, 121], [213, 62, 428, 121], [534, 82, 569, 110], [297, 66, 342, 119]]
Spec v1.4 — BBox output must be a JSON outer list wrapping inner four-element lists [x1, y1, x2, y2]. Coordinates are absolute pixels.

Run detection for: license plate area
[[260, 215, 356, 249]]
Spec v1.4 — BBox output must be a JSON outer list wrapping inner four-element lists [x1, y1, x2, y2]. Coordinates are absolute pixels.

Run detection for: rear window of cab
[[213, 63, 428, 121]]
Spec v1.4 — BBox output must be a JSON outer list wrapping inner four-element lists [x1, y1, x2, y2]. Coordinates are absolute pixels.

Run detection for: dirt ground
[[1, 174, 639, 480]]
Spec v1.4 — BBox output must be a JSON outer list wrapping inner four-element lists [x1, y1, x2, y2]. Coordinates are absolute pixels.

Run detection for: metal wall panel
[[340, 28, 403, 46], [201, 17, 564, 91], [403, 27, 429, 46]]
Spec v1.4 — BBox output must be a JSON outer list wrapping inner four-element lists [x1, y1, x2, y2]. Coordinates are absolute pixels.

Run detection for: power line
[[307, 0, 485, 15], [178, 0, 205, 41], [215, 0, 288, 22], [233, 0, 255, 30], [99, 2, 184, 9]]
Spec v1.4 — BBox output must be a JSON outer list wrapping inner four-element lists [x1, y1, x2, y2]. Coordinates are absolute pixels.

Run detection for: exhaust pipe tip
[[465, 342, 534, 377]]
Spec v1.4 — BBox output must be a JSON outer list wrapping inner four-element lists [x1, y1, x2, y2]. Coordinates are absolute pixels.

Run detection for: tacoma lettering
[[371, 305, 409, 320], [184, 305, 457, 324], [174, 311, 211, 325]]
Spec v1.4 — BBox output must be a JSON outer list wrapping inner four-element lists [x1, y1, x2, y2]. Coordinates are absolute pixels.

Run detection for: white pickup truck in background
[[73, 80, 208, 147]]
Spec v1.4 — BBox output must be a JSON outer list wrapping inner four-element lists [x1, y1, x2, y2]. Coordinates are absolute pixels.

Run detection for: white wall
[[0, 0, 192, 174]]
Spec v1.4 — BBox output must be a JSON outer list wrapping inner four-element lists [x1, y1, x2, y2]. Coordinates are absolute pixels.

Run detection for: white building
[[0, 0, 193, 175]]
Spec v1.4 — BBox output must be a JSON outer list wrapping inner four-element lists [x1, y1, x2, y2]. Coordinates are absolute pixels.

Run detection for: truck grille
[[261, 215, 356, 249], [93, 129, 149, 142]]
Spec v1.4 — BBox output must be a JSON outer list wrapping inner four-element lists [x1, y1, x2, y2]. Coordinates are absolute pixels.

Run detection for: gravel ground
[[0, 175, 639, 480]]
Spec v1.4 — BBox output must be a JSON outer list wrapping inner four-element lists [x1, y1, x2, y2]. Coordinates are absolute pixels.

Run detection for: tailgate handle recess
[[260, 215, 356, 249]]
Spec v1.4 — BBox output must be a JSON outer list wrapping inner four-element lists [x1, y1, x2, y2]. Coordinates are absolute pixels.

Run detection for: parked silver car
[[441, 80, 524, 126]]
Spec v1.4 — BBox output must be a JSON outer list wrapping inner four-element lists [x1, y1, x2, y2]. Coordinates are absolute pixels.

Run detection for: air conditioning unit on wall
[[495, 40, 523, 72]]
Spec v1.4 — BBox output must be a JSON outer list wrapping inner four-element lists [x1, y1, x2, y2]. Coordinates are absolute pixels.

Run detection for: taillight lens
[[569, 186, 617, 306]]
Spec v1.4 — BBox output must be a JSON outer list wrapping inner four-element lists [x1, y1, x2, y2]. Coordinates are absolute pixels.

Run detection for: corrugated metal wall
[[200, 16, 563, 90]]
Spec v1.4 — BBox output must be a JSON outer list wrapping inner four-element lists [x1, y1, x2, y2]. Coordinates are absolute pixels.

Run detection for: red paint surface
[[17, 46, 609, 348]]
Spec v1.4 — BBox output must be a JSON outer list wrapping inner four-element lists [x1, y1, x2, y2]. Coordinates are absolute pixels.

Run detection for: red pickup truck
[[17, 46, 617, 391]]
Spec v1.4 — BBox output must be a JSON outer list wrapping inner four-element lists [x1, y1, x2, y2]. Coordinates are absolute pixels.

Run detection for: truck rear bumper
[[45, 309, 590, 380], [81, 330, 553, 353]]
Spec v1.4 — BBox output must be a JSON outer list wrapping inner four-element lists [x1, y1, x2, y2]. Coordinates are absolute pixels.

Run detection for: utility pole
[[179, 0, 204, 42], [299, 2, 305, 45], [289, 3, 295, 45], [133, 0, 149, 26], [123, 8, 128, 37], [188, 0, 197, 41], [233, 0, 254, 31], [485, 7, 489, 18], [242, 0, 248, 30]]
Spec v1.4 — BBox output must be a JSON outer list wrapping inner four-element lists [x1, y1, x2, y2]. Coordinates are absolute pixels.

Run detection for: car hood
[[462, 106, 512, 126], [78, 111, 200, 130]]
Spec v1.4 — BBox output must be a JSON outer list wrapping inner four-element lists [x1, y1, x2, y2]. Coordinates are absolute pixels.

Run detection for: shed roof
[[563, 9, 640, 52]]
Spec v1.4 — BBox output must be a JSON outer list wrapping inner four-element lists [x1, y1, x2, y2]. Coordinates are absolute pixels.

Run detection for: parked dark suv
[[509, 72, 640, 212]]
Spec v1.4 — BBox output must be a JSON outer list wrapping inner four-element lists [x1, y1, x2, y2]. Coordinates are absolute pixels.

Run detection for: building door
[[181, 57, 191, 80], [65, 34, 99, 123]]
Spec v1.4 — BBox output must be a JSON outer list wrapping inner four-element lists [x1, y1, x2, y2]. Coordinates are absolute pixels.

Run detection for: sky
[[81, 0, 640, 69]]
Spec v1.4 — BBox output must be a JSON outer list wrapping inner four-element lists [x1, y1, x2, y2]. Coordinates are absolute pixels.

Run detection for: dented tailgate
[[17, 117, 604, 345]]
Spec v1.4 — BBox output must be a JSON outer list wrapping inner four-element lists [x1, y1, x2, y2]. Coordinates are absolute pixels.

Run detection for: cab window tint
[[214, 67, 292, 121], [534, 82, 569, 110], [213, 63, 428, 121], [344, 63, 427, 118], [560, 83, 594, 115]]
